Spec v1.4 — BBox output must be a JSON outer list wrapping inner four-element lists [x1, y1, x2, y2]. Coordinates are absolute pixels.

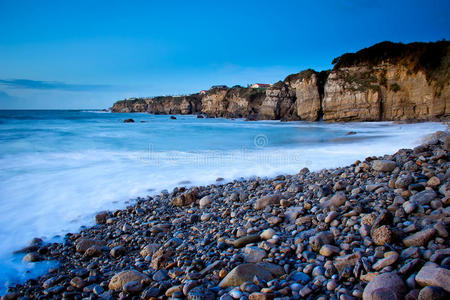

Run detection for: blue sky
[[0, 0, 449, 109]]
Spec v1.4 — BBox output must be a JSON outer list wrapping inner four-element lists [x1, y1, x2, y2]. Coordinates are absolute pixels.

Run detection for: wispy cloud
[[0, 90, 17, 101], [0, 79, 111, 91]]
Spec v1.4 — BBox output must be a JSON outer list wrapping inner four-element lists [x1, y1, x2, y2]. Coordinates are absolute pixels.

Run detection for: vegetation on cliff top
[[332, 41, 450, 85]]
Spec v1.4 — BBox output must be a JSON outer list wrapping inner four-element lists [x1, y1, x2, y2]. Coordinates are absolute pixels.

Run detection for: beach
[[3, 129, 449, 299]]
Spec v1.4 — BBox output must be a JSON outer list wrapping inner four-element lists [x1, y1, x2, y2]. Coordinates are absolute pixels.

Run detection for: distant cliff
[[111, 41, 449, 122]]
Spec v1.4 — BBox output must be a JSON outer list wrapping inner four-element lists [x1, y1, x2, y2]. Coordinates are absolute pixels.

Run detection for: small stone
[[233, 234, 260, 248], [325, 211, 339, 223], [403, 201, 417, 214], [165, 285, 183, 297], [359, 224, 370, 237], [427, 176, 441, 188], [70, 277, 85, 289], [372, 253, 399, 271], [249, 292, 275, 300], [123, 280, 142, 293], [229, 290, 243, 299], [395, 175, 414, 189], [110, 246, 126, 258], [260, 228, 276, 240]]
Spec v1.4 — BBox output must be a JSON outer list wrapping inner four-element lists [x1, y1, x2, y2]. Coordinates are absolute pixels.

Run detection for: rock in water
[[95, 211, 109, 224], [124, 118, 135, 123]]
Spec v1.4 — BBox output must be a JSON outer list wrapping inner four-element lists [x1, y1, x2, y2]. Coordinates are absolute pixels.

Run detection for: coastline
[[3, 130, 449, 299]]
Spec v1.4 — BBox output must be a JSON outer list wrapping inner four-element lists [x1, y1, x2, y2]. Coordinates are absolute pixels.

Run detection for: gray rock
[[415, 264, 450, 292], [254, 194, 281, 210], [410, 190, 437, 205], [309, 231, 334, 252], [418, 286, 448, 300], [219, 263, 276, 288], [244, 246, 267, 263], [372, 160, 397, 172], [108, 270, 150, 291], [403, 228, 436, 247], [362, 272, 407, 300]]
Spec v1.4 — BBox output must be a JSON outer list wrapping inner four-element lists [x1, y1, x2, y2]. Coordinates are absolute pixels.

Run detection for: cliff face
[[111, 41, 449, 122], [111, 95, 202, 114]]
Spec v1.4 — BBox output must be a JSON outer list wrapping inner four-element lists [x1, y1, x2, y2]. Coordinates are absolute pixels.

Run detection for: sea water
[[0, 110, 446, 292]]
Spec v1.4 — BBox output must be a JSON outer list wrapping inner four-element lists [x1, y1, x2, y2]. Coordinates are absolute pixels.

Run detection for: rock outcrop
[[111, 41, 450, 122]]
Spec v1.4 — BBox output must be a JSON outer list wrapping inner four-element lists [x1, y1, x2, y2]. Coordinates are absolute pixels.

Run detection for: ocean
[[0, 109, 446, 292]]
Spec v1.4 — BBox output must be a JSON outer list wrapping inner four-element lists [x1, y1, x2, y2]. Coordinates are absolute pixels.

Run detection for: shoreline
[[3, 131, 450, 299]]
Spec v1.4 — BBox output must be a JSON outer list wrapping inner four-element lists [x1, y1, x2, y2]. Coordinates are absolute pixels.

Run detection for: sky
[[0, 0, 449, 109]]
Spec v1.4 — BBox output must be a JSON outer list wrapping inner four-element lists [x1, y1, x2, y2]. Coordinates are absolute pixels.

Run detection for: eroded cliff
[[111, 41, 449, 122]]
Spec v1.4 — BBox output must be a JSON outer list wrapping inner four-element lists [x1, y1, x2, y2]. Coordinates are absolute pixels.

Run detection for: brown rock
[[254, 194, 281, 210], [403, 228, 436, 247], [233, 234, 261, 248], [108, 270, 150, 291], [334, 252, 362, 272], [75, 238, 106, 253], [372, 160, 397, 172], [219, 263, 283, 288], [362, 272, 407, 300], [415, 264, 450, 292], [372, 225, 394, 246]]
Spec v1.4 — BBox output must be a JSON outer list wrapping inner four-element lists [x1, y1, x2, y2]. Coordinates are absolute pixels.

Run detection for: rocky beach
[[3, 130, 449, 300]]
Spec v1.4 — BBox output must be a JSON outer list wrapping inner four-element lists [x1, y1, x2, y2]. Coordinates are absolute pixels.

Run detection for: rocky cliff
[[111, 41, 449, 122]]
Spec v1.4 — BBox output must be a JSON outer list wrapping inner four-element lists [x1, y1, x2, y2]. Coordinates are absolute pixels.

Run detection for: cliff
[[111, 41, 449, 122]]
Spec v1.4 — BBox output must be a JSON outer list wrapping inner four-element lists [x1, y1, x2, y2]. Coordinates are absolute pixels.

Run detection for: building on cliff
[[250, 83, 272, 88]]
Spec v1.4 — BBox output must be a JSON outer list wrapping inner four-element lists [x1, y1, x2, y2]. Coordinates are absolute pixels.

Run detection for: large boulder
[[415, 264, 450, 292], [362, 272, 407, 300]]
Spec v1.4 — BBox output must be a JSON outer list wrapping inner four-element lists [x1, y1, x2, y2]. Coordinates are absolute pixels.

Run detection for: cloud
[[0, 79, 111, 91], [0, 90, 17, 101]]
